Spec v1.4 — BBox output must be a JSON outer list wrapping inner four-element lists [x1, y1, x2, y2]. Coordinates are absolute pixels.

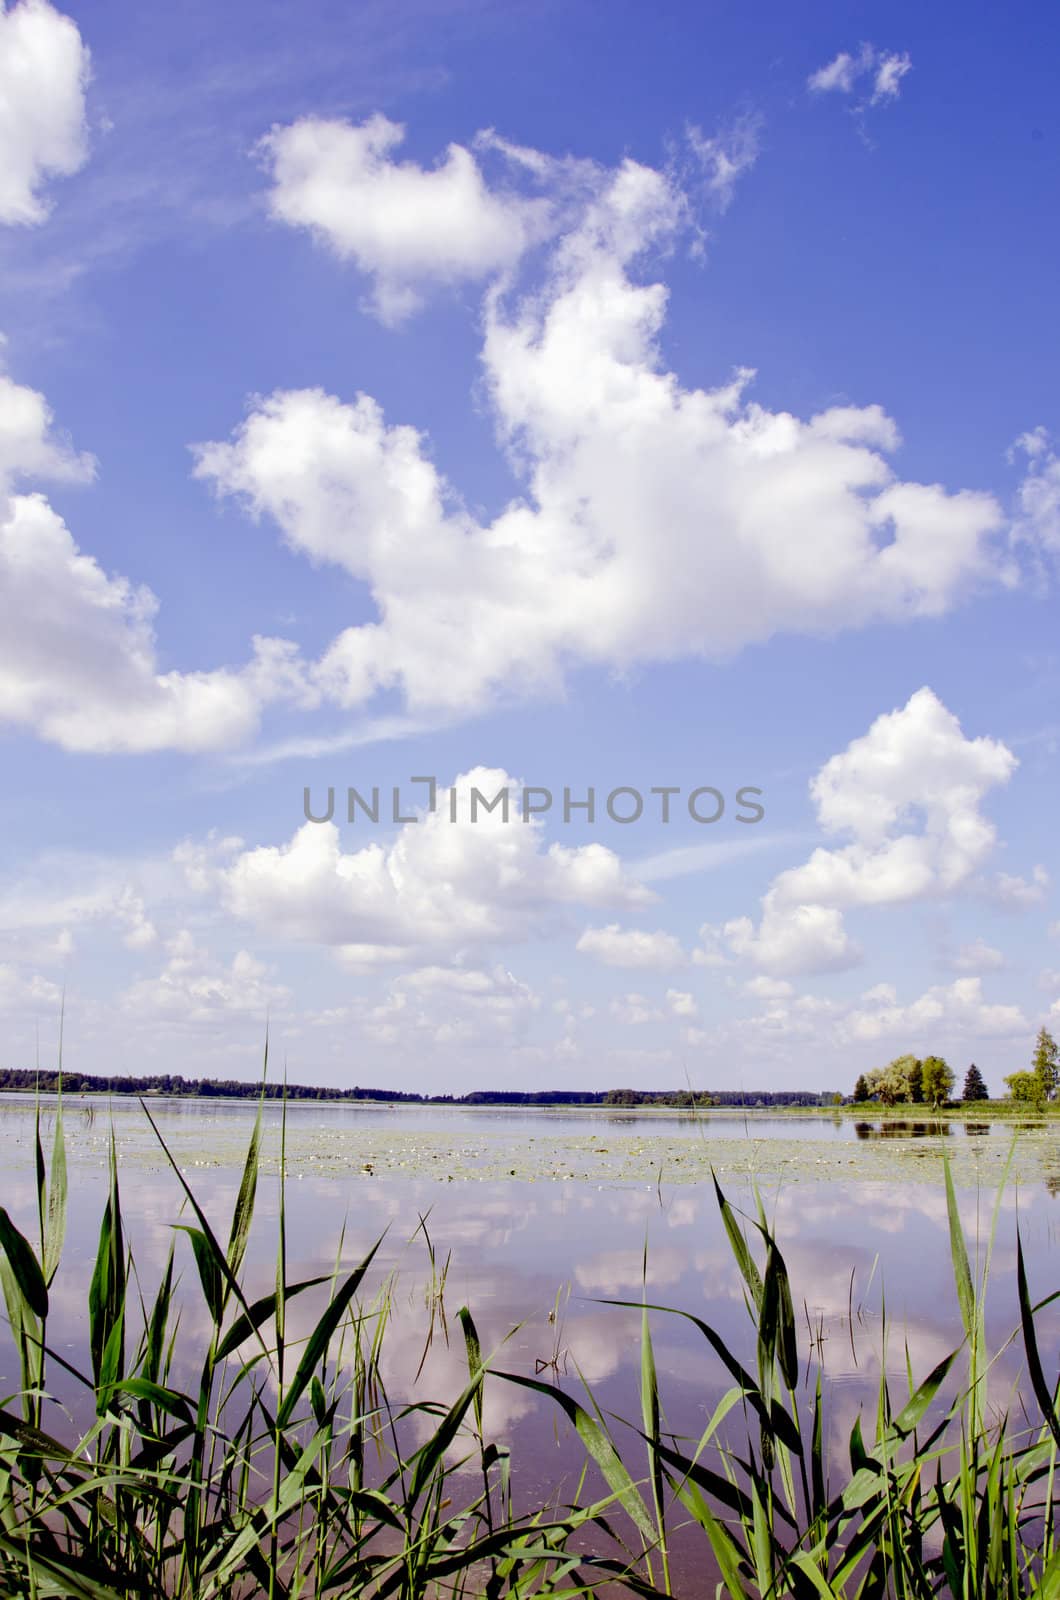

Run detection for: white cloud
[[0, 925, 73, 965], [724, 902, 855, 978], [631, 833, 797, 884], [121, 932, 288, 1024], [950, 939, 1005, 973], [577, 924, 685, 969], [808, 48, 871, 95], [666, 988, 698, 1017], [1010, 427, 1060, 553], [743, 975, 794, 1002], [871, 52, 913, 104], [0, 371, 315, 752], [199, 158, 1006, 728], [0, 0, 90, 226], [260, 114, 549, 324], [686, 114, 761, 211], [610, 993, 663, 1025], [808, 44, 912, 107], [714, 689, 1017, 974], [990, 866, 1049, 909], [0, 126, 1032, 764], [0, 491, 311, 750], [692, 924, 730, 968], [838, 976, 1027, 1044], [0, 371, 94, 486], [210, 767, 652, 963], [0, 962, 62, 1014], [363, 963, 539, 1047], [725, 973, 1028, 1055], [0, 860, 158, 950]]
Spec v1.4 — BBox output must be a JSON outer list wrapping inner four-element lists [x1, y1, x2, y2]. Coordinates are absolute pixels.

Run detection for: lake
[[2, 1095, 1059, 1594]]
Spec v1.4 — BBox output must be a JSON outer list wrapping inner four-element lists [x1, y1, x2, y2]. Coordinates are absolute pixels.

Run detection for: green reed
[[512, 1163, 1060, 1600], [0, 1085, 1058, 1598]]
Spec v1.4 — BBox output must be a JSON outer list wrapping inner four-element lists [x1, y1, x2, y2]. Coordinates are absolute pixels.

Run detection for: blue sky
[[1, 0, 1058, 1093]]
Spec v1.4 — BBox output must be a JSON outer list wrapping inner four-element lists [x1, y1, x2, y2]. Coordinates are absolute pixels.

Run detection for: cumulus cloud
[[0, 961, 62, 1014], [0, 371, 315, 752], [203, 767, 652, 964], [0, 868, 157, 951], [363, 963, 539, 1047], [577, 924, 685, 969], [260, 114, 550, 324], [808, 45, 912, 107], [666, 988, 699, 1017], [714, 689, 1018, 974], [838, 976, 1027, 1044], [0, 370, 94, 486], [0, 123, 1031, 760], [610, 993, 663, 1025], [990, 866, 1049, 909], [0, 0, 90, 226], [0, 494, 312, 751], [121, 931, 288, 1024], [724, 902, 855, 978], [199, 159, 1007, 727], [949, 939, 1005, 973], [726, 973, 1028, 1056], [743, 975, 795, 1002]]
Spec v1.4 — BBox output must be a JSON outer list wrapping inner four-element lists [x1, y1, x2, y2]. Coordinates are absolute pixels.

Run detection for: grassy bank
[[1, 1099, 1058, 1597]]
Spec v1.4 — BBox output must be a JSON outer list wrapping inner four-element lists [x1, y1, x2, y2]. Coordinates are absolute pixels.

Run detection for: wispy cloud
[[686, 113, 763, 212], [226, 714, 450, 768], [808, 44, 912, 111], [631, 832, 808, 884]]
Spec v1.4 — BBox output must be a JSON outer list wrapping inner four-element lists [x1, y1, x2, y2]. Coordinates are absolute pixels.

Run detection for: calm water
[[0, 1092, 1033, 1139], [2, 1095, 1058, 1593]]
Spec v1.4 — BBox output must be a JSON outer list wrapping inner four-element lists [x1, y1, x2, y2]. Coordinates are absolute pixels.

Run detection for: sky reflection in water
[[1, 1098, 1058, 1594]]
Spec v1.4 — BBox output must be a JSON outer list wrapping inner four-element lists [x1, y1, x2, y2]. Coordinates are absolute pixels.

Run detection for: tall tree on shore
[[921, 1055, 954, 1109], [1031, 1027, 1059, 1103], [908, 1058, 924, 1104], [853, 1073, 870, 1103], [962, 1063, 988, 1102]]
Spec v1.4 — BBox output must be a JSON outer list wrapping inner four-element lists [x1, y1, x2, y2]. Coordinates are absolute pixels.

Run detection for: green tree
[[853, 1073, 871, 1103], [1005, 1069, 1044, 1109], [1031, 1027, 1059, 1103], [864, 1054, 920, 1105], [908, 1058, 924, 1104], [863, 1065, 897, 1105], [920, 1055, 954, 1109], [962, 1062, 988, 1102]]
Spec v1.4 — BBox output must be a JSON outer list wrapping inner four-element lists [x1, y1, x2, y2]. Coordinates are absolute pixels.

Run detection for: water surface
[[2, 1096, 1058, 1595]]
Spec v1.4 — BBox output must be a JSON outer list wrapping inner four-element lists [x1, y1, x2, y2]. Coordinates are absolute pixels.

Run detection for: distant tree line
[[601, 1088, 841, 1108], [852, 1028, 1060, 1110], [0, 1069, 424, 1102], [0, 1067, 839, 1108]]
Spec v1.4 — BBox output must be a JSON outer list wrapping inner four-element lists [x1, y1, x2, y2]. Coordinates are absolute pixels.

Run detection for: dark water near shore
[[2, 1095, 1059, 1593]]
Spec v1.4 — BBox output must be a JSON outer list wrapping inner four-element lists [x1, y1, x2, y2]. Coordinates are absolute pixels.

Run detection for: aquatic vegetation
[[5, 1089, 1060, 1189], [515, 1161, 1060, 1597], [0, 1092, 1058, 1597]]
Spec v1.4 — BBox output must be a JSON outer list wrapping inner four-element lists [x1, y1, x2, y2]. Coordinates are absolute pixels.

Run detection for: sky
[[1, 0, 1058, 1095]]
